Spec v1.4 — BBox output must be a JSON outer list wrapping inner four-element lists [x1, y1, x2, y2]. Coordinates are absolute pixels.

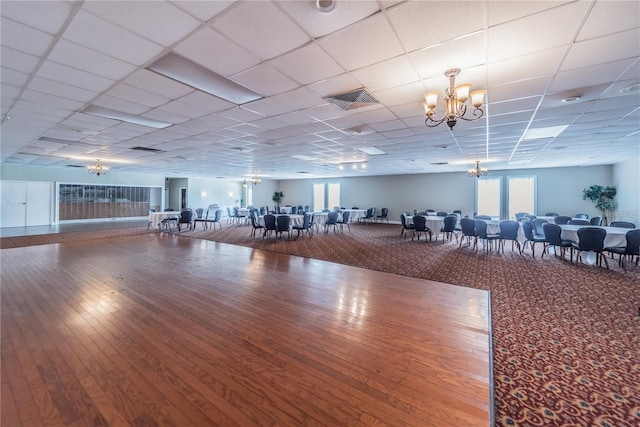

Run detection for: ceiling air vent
[[324, 88, 380, 111]]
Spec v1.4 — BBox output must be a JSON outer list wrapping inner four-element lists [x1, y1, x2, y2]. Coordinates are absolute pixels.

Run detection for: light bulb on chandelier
[[468, 161, 488, 178], [87, 159, 110, 176], [423, 68, 486, 130]]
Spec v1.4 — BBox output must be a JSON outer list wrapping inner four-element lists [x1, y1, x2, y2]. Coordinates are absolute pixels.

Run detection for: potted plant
[[582, 185, 616, 225], [272, 191, 284, 209]]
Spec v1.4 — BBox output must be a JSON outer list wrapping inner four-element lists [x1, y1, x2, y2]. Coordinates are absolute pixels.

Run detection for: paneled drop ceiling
[[1, 0, 638, 180]]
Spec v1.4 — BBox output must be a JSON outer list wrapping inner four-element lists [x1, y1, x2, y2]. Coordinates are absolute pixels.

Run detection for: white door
[[26, 182, 53, 226], [1, 181, 27, 227], [0, 181, 53, 228]]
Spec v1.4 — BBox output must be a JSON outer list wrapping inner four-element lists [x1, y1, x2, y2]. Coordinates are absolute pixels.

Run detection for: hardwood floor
[[1, 233, 492, 426]]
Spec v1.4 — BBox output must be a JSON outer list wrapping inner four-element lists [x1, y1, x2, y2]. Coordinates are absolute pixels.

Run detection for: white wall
[[277, 165, 615, 222], [612, 158, 640, 225]]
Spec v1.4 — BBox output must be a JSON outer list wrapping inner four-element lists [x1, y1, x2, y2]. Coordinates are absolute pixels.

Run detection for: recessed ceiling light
[[316, 0, 335, 13], [357, 146, 386, 156], [147, 52, 262, 105], [82, 105, 172, 129], [561, 96, 581, 102]]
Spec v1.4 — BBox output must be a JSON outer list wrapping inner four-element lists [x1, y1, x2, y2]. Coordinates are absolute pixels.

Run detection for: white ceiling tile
[[232, 63, 298, 97], [157, 100, 209, 119], [318, 13, 405, 71], [487, 1, 591, 62], [1, 46, 40, 74], [562, 30, 640, 71], [219, 106, 264, 123], [271, 87, 326, 110], [485, 0, 571, 27], [410, 32, 486, 81], [242, 98, 293, 117], [278, 0, 380, 39], [62, 10, 163, 65], [213, 1, 310, 60], [83, 1, 200, 46], [389, 1, 484, 52], [178, 91, 236, 113], [351, 56, 420, 92], [489, 76, 550, 103], [28, 77, 98, 103], [37, 60, 115, 92], [0, 0, 73, 34], [1, 17, 54, 56], [308, 73, 363, 98], [487, 47, 567, 86], [107, 83, 170, 108], [124, 69, 194, 98], [269, 43, 345, 86], [549, 59, 637, 93], [171, 0, 234, 21], [174, 26, 260, 77], [303, 104, 346, 121], [1, 66, 29, 86], [92, 95, 150, 115], [577, 0, 640, 40], [48, 39, 137, 81], [374, 81, 425, 108]]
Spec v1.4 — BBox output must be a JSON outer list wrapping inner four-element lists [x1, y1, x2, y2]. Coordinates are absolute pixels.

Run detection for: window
[[328, 183, 341, 210], [476, 175, 537, 219], [507, 176, 536, 219], [477, 177, 501, 219], [313, 182, 341, 211], [313, 183, 325, 212]]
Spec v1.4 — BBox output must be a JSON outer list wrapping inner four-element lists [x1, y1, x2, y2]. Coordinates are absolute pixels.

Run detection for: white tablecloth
[[148, 211, 179, 229], [405, 215, 447, 239], [312, 212, 343, 224], [259, 214, 304, 227], [340, 209, 367, 222], [279, 206, 293, 214], [559, 225, 629, 248]]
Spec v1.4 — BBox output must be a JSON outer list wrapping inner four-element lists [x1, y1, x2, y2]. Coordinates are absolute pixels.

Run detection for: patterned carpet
[[2, 221, 639, 426]]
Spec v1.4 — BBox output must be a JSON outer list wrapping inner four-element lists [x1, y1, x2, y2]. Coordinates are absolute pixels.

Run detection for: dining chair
[[572, 227, 608, 268], [531, 218, 548, 236], [177, 209, 194, 232], [544, 212, 560, 217], [262, 214, 277, 238], [440, 215, 458, 243], [605, 229, 640, 270], [324, 211, 340, 233], [609, 221, 636, 229], [411, 215, 432, 242], [575, 213, 589, 219], [475, 219, 500, 252], [514, 212, 529, 221], [193, 208, 209, 230], [249, 211, 264, 238], [400, 214, 415, 238], [541, 223, 574, 261], [568, 219, 591, 226], [590, 216, 602, 226], [499, 220, 521, 254], [436, 211, 448, 217], [522, 221, 547, 258], [205, 208, 223, 230], [293, 212, 313, 239], [338, 210, 351, 232], [554, 215, 572, 225], [458, 218, 477, 249], [475, 215, 492, 220], [376, 208, 389, 223], [162, 208, 178, 230]]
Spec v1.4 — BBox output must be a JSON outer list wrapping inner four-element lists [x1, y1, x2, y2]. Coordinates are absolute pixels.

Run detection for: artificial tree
[[582, 185, 616, 225], [272, 191, 284, 209]]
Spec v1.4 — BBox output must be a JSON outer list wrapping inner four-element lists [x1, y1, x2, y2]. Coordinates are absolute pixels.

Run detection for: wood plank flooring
[[1, 233, 492, 426]]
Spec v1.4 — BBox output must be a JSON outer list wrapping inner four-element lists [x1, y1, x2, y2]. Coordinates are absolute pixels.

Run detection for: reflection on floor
[[0, 219, 149, 238]]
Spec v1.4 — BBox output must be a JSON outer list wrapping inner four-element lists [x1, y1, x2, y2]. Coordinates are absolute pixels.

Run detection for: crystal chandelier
[[87, 159, 109, 176], [423, 68, 486, 130], [243, 176, 261, 187], [468, 161, 488, 178]]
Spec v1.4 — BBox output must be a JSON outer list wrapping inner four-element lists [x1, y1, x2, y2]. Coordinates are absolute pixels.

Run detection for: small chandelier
[[423, 68, 486, 130], [251, 176, 261, 185], [87, 159, 109, 176], [468, 160, 488, 178]]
